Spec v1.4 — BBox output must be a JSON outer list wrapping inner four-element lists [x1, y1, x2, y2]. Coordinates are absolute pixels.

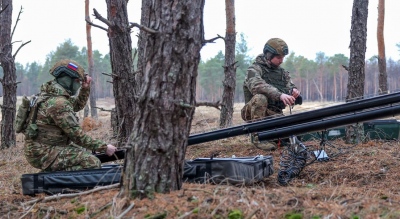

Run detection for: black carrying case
[[21, 155, 274, 195], [21, 164, 122, 196], [183, 155, 274, 185]]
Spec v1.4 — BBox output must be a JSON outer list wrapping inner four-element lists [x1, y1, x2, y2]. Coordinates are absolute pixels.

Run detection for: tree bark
[[219, 0, 236, 128], [377, 0, 387, 95], [345, 0, 369, 144], [85, 0, 98, 118], [119, 0, 205, 200], [0, 0, 17, 149], [105, 0, 135, 147]]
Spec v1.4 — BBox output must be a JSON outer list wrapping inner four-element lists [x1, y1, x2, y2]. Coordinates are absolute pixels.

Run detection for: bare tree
[[377, 0, 387, 95], [0, 1, 16, 148], [219, 0, 236, 128], [85, 0, 98, 119], [87, 0, 135, 147], [345, 0, 369, 144], [118, 0, 205, 203]]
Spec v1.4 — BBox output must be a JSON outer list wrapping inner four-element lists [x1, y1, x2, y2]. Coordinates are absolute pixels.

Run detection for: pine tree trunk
[[119, 0, 204, 199], [105, 0, 135, 146], [377, 0, 387, 95], [0, 0, 17, 149], [220, 0, 236, 128], [345, 0, 369, 143], [85, 0, 98, 118]]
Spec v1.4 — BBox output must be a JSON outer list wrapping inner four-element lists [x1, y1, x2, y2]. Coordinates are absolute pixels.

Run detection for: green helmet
[[49, 59, 85, 80], [263, 38, 289, 56]]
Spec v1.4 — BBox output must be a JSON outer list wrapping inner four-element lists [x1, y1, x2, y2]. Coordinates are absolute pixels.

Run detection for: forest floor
[[1, 100, 400, 218]]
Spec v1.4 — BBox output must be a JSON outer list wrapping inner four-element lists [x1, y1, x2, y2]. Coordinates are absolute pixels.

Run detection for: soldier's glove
[[294, 95, 302, 105]]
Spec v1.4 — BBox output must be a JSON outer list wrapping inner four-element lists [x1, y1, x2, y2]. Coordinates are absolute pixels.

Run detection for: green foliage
[[75, 206, 86, 214], [228, 209, 244, 219], [144, 212, 167, 219], [14, 37, 400, 102], [284, 212, 303, 219]]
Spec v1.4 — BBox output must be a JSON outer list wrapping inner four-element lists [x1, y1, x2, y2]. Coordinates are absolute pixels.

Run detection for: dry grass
[[1, 100, 400, 218]]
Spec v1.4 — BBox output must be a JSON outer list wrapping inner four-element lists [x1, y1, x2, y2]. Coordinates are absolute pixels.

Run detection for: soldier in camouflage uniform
[[241, 38, 301, 150], [23, 59, 117, 172]]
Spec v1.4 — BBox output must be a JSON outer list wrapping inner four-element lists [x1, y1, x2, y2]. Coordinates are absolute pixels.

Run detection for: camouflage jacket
[[243, 54, 296, 104], [23, 80, 107, 169]]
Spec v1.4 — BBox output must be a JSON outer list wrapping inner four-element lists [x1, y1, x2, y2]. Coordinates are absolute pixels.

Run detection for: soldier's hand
[[106, 144, 117, 156], [82, 75, 92, 88], [280, 93, 295, 106], [291, 88, 300, 98]]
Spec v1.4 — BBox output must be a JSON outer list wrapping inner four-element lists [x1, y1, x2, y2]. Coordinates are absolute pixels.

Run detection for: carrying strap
[[29, 96, 50, 125]]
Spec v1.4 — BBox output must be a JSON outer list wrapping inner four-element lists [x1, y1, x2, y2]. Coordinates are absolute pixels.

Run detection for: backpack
[[15, 95, 44, 137], [15, 96, 32, 133]]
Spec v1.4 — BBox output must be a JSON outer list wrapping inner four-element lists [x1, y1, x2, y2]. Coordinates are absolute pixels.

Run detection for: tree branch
[[102, 72, 119, 79], [11, 6, 23, 40], [129, 22, 158, 34], [196, 101, 222, 110], [13, 40, 31, 59], [93, 8, 113, 27], [93, 106, 112, 112], [85, 17, 108, 32], [203, 34, 224, 44]]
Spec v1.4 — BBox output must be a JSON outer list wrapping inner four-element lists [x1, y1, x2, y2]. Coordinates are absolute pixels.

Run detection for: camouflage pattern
[[23, 80, 107, 171], [241, 54, 296, 121], [263, 38, 289, 56]]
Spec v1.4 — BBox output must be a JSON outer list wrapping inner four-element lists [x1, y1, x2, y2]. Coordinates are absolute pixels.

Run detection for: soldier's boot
[[250, 133, 277, 151]]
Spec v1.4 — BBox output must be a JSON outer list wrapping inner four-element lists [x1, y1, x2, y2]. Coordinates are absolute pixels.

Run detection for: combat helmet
[[263, 38, 289, 56], [49, 59, 85, 80]]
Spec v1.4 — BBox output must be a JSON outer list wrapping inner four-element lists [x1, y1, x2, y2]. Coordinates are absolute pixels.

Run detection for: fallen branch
[[89, 202, 112, 218], [18, 202, 36, 219], [22, 183, 120, 206], [115, 202, 135, 219]]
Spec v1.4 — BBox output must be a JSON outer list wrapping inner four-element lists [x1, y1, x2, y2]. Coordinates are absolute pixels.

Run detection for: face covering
[[56, 76, 81, 95]]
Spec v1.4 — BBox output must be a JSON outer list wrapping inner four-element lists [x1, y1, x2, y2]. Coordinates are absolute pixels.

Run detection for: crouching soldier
[[22, 59, 117, 172]]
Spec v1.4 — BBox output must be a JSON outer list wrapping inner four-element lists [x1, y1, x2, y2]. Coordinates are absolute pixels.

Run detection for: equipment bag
[[21, 156, 273, 195], [15, 96, 31, 133], [21, 164, 122, 196], [183, 155, 274, 185]]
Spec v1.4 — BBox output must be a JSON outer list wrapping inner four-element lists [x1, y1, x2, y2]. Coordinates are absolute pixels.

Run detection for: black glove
[[295, 95, 302, 105]]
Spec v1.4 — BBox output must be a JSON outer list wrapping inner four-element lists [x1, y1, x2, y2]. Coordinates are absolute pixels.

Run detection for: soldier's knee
[[252, 94, 268, 106], [83, 155, 101, 169]]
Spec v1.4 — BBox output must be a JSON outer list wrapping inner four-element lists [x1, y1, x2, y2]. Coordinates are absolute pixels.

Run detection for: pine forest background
[[2, 33, 400, 102]]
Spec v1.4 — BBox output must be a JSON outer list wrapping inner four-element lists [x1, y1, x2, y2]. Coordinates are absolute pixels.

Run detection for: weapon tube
[[188, 91, 400, 145], [257, 103, 400, 142]]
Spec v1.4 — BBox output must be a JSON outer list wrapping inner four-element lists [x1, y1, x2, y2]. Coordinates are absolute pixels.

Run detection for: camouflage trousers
[[241, 94, 282, 122], [24, 140, 101, 172]]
